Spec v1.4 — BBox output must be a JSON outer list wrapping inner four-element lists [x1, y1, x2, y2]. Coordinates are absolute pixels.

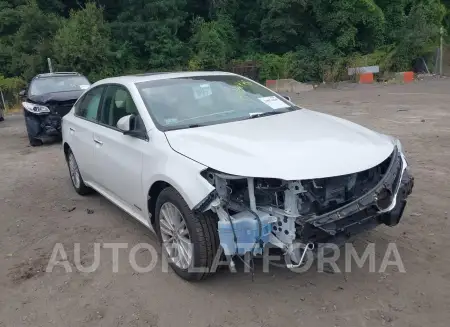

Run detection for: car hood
[[164, 109, 395, 180], [27, 90, 84, 104]]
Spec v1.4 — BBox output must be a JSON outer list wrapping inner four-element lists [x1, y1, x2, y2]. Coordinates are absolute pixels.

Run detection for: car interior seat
[[110, 89, 129, 126]]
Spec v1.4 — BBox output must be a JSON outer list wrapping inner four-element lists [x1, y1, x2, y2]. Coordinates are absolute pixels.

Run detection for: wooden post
[[47, 57, 53, 73], [440, 26, 444, 76], [0, 90, 6, 120]]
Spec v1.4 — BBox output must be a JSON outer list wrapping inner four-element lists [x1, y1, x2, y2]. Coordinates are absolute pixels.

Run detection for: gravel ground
[[1, 79, 449, 327]]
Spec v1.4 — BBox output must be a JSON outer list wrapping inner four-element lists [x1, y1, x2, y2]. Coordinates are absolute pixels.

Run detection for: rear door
[[64, 86, 105, 183], [92, 84, 148, 213]]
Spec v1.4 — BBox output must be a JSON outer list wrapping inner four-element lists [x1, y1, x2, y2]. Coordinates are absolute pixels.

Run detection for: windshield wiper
[[185, 124, 203, 128], [166, 123, 205, 131], [248, 111, 285, 119]]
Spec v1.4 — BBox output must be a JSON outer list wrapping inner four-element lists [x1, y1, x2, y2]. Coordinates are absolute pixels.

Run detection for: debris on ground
[[62, 205, 76, 212]]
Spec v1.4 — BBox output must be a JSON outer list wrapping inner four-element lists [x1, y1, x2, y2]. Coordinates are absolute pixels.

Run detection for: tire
[[66, 149, 92, 196], [24, 114, 42, 146], [29, 138, 43, 147], [155, 187, 219, 281]]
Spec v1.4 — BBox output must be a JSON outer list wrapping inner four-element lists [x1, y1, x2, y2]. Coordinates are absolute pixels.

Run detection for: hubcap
[[68, 153, 81, 189], [159, 202, 192, 269]]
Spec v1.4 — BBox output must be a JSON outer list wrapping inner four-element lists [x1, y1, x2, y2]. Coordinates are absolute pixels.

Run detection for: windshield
[[135, 75, 298, 131], [29, 76, 90, 96]]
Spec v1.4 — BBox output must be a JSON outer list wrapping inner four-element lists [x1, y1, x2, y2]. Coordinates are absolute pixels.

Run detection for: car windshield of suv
[[135, 75, 298, 131], [29, 76, 90, 96]]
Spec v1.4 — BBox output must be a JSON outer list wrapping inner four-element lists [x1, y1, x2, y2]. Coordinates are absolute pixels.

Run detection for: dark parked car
[[20, 72, 90, 146]]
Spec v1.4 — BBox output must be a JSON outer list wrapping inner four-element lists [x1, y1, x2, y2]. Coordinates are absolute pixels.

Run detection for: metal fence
[[0, 89, 18, 111], [228, 61, 260, 81]]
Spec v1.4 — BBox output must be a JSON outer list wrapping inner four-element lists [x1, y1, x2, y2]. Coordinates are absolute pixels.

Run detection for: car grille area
[[302, 148, 406, 233], [299, 149, 396, 216]]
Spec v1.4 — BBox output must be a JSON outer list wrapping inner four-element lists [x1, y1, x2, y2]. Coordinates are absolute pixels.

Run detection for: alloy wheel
[[68, 153, 81, 189], [159, 202, 192, 269]]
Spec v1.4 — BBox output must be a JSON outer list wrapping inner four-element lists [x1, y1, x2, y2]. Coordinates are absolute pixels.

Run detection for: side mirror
[[19, 89, 26, 97], [281, 94, 291, 102], [117, 114, 132, 132], [117, 114, 147, 139]]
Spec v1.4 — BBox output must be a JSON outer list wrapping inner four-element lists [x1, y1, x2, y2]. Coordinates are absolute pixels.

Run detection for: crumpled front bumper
[[304, 147, 414, 237], [24, 110, 62, 142], [379, 168, 414, 226]]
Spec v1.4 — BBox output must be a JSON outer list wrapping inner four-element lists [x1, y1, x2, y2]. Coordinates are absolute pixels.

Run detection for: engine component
[[272, 216, 296, 244], [286, 243, 315, 269], [218, 210, 276, 256]]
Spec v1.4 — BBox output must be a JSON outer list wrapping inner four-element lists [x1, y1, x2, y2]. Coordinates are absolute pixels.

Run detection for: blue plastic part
[[218, 211, 275, 256]]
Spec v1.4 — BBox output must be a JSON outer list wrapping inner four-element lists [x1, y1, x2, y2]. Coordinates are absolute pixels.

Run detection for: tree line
[[0, 0, 448, 86]]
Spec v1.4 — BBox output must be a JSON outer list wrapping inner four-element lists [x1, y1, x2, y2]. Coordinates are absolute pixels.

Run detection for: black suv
[[20, 72, 90, 146]]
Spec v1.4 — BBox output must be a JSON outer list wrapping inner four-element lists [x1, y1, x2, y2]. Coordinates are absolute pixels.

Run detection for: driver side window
[[100, 85, 141, 128], [98, 85, 147, 139], [75, 86, 105, 121], [99, 85, 142, 129]]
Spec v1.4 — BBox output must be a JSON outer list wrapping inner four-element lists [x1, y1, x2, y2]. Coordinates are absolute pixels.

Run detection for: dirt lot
[[1, 79, 450, 327]]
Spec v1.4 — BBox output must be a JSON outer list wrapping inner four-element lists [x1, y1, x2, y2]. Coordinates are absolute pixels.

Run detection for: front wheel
[[29, 138, 43, 147], [155, 187, 219, 281], [24, 114, 43, 146]]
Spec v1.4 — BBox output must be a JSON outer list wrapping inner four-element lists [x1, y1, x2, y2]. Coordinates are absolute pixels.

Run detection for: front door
[[92, 84, 149, 216]]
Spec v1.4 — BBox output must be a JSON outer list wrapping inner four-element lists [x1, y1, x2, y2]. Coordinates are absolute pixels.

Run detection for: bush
[[0, 75, 26, 91], [257, 52, 296, 81], [188, 15, 237, 70], [0, 75, 26, 109]]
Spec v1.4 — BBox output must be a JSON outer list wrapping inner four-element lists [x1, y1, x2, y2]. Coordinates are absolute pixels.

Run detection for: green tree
[[188, 15, 237, 70], [260, 0, 311, 53], [0, 0, 61, 79], [110, 0, 188, 71], [389, 0, 446, 71], [443, 0, 450, 35], [310, 0, 385, 53], [0, 0, 447, 83], [52, 2, 113, 81]]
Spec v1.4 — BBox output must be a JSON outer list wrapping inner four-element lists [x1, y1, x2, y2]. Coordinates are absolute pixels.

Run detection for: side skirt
[[84, 181, 155, 233]]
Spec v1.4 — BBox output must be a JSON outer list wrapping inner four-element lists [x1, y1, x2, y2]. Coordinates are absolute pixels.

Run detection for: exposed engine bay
[[197, 146, 414, 267]]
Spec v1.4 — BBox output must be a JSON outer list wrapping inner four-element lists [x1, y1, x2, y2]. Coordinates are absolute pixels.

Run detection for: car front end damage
[[195, 143, 414, 267], [23, 95, 80, 144], [24, 101, 75, 142]]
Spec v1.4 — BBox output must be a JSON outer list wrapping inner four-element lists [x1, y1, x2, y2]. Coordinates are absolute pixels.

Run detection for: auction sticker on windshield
[[258, 96, 289, 109], [193, 84, 212, 99], [79, 85, 90, 90]]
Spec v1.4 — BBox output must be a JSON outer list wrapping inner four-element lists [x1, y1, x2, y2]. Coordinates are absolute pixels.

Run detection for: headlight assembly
[[22, 102, 50, 115]]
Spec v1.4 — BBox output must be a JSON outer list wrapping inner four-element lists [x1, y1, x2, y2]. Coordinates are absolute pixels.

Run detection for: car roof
[[92, 71, 239, 87], [33, 72, 84, 79]]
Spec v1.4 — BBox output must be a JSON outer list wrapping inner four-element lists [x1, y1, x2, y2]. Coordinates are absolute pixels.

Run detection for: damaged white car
[[62, 72, 414, 281]]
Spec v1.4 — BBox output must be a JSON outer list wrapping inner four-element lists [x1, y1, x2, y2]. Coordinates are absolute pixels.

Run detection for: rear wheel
[[155, 187, 219, 281], [67, 149, 91, 195]]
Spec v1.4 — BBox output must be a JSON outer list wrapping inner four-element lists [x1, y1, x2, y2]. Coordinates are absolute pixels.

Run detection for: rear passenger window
[[75, 87, 105, 121]]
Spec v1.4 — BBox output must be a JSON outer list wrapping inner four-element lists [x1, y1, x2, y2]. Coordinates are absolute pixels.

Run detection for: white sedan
[[62, 72, 414, 281]]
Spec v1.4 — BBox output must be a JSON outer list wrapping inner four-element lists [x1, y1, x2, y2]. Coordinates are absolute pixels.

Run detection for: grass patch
[[4, 103, 22, 115]]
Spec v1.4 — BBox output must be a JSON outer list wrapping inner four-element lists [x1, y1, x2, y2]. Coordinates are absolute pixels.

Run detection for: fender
[[142, 131, 215, 210]]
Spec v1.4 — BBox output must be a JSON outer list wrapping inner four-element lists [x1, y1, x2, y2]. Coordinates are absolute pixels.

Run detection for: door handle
[[69, 127, 75, 132], [93, 138, 103, 145]]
